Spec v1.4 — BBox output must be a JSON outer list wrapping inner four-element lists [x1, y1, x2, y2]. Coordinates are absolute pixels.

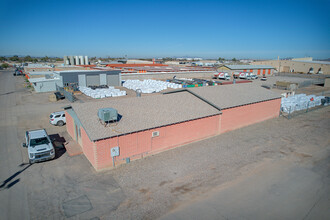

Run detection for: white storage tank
[[75, 56, 80, 65], [84, 56, 89, 65], [79, 56, 84, 65]]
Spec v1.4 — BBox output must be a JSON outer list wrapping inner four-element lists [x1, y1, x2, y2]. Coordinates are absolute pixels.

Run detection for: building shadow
[[49, 133, 67, 159], [117, 114, 123, 122]]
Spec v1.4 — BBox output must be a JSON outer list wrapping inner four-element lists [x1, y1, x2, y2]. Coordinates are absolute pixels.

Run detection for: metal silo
[[79, 56, 84, 65], [75, 56, 80, 65], [84, 56, 89, 65], [69, 56, 74, 65], [64, 56, 68, 65]]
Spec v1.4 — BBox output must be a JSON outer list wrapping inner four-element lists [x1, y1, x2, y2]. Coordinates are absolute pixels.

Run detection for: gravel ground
[[4, 72, 330, 220], [106, 106, 330, 219]]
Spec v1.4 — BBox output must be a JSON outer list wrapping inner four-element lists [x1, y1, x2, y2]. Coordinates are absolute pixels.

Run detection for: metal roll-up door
[[107, 74, 119, 86], [78, 74, 86, 87], [86, 75, 100, 86]]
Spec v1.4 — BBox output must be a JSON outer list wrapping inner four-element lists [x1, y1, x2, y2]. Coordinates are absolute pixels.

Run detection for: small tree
[[23, 55, 33, 62], [33, 58, 38, 63], [232, 58, 237, 62], [40, 56, 49, 62], [218, 57, 225, 62], [0, 56, 7, 61], [1, 63, 9, 69], [9, 55, 20, 61]]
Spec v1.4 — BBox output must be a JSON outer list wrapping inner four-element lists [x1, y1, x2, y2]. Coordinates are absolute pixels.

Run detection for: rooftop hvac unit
[[98, 108, 118, 123]]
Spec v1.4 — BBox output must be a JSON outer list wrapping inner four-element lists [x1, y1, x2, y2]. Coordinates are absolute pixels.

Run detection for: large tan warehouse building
[[252, 59, 330, 74]]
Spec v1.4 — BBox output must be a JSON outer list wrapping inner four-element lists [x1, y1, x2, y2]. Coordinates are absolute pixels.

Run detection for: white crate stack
[[281, 94, 325, 113], [79, 86, 126, 99], [123, 79, 182, 93]]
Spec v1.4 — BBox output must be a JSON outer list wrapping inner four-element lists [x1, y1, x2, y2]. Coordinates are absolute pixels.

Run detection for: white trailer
[[218, 72, 230, 80]]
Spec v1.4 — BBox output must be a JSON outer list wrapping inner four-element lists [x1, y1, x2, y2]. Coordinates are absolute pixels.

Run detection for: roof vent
[[98, 108, 118, 125]]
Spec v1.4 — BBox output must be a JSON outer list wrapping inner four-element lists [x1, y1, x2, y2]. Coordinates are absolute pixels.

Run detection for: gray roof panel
[[224, 65, 275, 70], [188, 83, 281, 109], [71, 92, 221, 141]]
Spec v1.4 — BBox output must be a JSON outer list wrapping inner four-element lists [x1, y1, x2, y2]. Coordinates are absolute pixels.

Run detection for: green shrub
[[1, 63, 9, 69]]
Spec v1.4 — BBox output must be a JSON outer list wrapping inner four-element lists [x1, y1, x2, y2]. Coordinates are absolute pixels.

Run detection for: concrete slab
[[64, 140, 83, 156]]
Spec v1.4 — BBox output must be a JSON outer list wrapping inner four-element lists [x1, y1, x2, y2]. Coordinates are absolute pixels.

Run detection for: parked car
[[13, 69, 24, 76], [50, 111, 66, 126], [249, 73, 258, 80], [22, 129, 55, 164], [261, 76, 267, 81], [54, 92, 65, 100]]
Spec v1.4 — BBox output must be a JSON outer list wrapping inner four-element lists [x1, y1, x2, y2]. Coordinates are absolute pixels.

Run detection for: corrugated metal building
[[65, 84, 281, 171], [27, 70, 121, 92], [55, 70, 121, 87], [29, 77, 61, 92], [219, 65, 275, 76]]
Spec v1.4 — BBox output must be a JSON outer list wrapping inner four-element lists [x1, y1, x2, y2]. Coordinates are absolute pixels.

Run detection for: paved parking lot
[[0, 69, 329, 219]]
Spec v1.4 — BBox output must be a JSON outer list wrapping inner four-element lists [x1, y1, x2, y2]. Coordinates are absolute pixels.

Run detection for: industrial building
[[252, 59, 330, 74], [65, 83, 281, 171], [218, 65, 275, 76], [28, 70, 121, 92], [55, 70, 121, 87]]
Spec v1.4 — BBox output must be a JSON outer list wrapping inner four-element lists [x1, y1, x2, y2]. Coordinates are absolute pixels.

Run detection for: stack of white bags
[[79, 86, 126, 99], [281, 94, 325, 113], [123, 79, 182, 93]]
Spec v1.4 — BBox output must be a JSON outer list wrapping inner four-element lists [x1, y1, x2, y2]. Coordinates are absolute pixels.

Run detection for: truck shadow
[[0, 164, 31, 190], [49, 133, 67, 159]]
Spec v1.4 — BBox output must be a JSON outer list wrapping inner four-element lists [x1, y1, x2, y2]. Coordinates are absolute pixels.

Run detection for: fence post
[[288, 106, 291, 119]]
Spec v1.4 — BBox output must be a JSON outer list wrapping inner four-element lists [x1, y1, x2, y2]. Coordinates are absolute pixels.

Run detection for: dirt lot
[[1, 70, 329, 219]]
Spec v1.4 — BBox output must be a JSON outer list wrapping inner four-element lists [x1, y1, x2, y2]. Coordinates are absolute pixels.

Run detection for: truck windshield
[[30, 137, 49, 147]]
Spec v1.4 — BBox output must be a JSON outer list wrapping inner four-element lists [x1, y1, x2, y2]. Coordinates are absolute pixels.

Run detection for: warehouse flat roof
[[71, 92, 221, 141], [54, 70, 101, 73], [292, 60, 330, 65], [29, 77, 60, 83], [224, 65, 275, 70], [187, 83, 281, 109]]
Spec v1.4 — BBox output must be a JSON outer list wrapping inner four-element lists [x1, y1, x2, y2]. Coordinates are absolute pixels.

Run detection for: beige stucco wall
[[252, 60, 330, 74], [324, 78, 330, 87]]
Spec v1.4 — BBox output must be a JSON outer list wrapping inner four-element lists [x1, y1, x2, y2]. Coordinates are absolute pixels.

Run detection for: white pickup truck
[[22, 129, 55, 164]]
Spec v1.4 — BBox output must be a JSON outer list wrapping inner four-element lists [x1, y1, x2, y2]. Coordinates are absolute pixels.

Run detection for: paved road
[[161, 153, 330, 220], [0, 70, 30, 219]]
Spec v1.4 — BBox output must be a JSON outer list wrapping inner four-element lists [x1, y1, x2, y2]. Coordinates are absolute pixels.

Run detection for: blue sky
[[0, 0, 329, 59]]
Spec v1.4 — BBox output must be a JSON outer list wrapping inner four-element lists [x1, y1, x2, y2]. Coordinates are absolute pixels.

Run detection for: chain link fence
[[281, 91, 330, 119], [56, 85, 77, 102]]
